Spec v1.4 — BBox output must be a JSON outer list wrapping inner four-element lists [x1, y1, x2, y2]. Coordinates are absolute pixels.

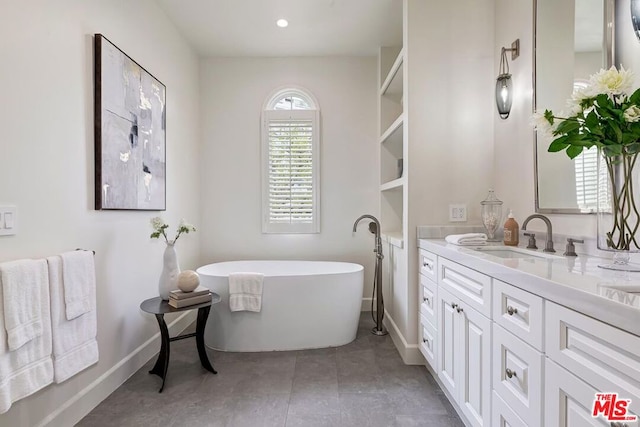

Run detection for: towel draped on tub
[[229, 273, 264, 312]]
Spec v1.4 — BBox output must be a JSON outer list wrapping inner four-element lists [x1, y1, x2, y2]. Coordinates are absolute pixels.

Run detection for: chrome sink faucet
[[522, 214, 555, 253]]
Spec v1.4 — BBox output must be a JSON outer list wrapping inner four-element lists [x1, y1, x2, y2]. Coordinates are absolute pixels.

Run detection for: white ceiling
[[156, 0, 402, 57]]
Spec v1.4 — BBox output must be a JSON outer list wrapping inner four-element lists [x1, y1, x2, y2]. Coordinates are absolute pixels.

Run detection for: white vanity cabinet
[[418, 241, 640, 427], [436, 261, 492, 427], [418, 249, 438, 370]]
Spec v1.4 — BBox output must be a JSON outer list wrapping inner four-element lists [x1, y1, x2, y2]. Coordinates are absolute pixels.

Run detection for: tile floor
[[77, 314, 463, 427]]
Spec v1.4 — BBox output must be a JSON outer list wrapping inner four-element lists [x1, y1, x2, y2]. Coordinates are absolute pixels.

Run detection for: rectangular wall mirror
[[534, 0, 615, 213]]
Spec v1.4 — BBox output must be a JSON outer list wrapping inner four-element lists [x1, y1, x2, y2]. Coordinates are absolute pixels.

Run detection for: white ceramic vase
[[158, 242, 181, 300]]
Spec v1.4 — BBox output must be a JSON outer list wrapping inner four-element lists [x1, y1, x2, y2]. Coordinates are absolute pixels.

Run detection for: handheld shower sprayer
[[352, 214, 387, 336]]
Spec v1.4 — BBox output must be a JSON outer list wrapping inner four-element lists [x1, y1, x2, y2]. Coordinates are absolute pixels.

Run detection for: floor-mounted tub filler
[[197, 260, 364, 352], [353, 214, 387, 336]]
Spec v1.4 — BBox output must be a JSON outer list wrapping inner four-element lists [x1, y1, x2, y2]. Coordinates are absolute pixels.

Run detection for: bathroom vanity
[[417, 239, 640, 427]]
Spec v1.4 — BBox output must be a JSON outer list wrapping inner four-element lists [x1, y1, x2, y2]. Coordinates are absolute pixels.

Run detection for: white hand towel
[[0, 260, 53, 414], [60, 251, 96, 320], [445, 233, 488, 246], [0, 259, 47, 351], [47, 256, 98, 384], [228, 273, 264, 312]]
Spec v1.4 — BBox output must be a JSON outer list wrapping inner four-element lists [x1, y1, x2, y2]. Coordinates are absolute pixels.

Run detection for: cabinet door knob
[[423, 338, 428, 344], [423, 261, 432, 270], [505, 368, 516, 379], [456, 307, 463, 313], [451, 303, 458, 309], [423, 297, 429, 303], [506, 306, 518, 316]]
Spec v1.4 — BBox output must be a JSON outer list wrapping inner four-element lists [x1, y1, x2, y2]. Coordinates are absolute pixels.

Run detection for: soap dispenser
[[503, 210, 519, 246]]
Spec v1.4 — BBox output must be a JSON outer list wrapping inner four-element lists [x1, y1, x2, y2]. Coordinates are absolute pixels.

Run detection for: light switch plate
[[0, 206, 17, 236]]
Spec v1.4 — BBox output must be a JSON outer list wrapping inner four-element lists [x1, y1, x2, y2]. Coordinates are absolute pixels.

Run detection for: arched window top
[[265, 88, 318, 111]]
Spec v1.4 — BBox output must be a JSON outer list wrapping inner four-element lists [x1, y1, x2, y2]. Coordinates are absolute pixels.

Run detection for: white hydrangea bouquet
[[534, 66, 640, 254], [150, 217, 196, 245]]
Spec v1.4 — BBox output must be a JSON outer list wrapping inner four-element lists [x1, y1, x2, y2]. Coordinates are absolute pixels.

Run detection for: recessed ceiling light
[[276, 19, 289, 28]]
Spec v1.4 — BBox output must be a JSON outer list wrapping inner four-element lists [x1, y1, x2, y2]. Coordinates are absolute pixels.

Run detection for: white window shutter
[[574, 147, 598, 213], [262, 108, 319, 233]]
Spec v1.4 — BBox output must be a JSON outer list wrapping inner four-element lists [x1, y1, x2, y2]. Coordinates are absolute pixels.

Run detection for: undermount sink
[[469, 246, 561, 260]]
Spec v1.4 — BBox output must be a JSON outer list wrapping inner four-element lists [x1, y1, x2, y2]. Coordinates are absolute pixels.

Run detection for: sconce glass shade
[[632, 0, 640, 41], [495, 73, 513, 119]]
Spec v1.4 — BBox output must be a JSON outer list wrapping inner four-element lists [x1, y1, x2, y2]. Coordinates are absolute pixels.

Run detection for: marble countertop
[[418, 239, 640, 336]]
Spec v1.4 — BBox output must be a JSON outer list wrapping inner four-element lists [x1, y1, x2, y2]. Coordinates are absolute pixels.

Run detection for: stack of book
[[168, 285, 212, 308]]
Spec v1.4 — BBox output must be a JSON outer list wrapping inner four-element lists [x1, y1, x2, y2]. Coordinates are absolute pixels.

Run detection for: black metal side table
[[140, 293, 221, 392]]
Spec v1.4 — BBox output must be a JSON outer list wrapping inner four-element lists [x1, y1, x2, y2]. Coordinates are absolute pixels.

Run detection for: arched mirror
[[534, 0, 615, 213]]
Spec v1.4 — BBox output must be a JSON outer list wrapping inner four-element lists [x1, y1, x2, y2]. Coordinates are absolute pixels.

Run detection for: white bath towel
[[47, 256, 98, 384], [0, 260, 53, 414], [60, 251, 96, 320], [229, 273, 264, 312], [445, 233, 488, 246], [0, 259, 47, 351]]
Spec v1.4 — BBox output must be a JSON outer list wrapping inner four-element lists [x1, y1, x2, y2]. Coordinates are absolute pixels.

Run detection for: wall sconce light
[[632, 0, 640, 41], [495, 39, 520, 120]]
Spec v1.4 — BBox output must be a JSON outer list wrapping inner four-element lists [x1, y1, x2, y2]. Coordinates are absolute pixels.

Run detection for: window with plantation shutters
[[262, 89, 320, 233], [574, 147, 599, 212]]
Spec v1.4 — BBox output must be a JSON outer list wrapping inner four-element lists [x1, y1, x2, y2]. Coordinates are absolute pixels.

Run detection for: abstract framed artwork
[[94, 34, 166, 210]]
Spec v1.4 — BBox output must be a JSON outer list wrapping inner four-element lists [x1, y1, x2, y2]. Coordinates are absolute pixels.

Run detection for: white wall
[[0, 1, 201, 425], [199, 57, 379, 298]]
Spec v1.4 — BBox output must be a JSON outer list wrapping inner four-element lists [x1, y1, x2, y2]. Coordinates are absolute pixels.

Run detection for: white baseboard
[[37, 311, 197, 427], [423, 363, 471, 427], [383, 310, 424, 365]]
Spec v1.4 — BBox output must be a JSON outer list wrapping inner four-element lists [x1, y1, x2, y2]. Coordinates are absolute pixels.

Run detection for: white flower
[[150, 217, 166, 230], [624, 105, 640, 123], [589, 66, 635, 98], [566, 86, 593, 116], [531, 111, 558, 139], [179, 218, 196, 233]]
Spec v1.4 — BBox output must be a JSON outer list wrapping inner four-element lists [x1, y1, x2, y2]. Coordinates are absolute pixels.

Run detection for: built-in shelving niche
[[379, 44, 405, 247], [381, 186, 403, 239], [379, 47, 404, 135], [380, 115, 404, 185]]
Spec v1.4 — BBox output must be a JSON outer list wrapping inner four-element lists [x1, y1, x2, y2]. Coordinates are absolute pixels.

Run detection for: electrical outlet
[[449, 204, 467, 222]]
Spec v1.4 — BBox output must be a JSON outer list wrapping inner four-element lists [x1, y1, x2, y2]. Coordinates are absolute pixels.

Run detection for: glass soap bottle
[[503, 210, 519, 246], [480, 189, 503, 241]]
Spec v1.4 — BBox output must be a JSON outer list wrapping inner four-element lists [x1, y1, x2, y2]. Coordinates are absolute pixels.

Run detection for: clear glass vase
[[596, 148, 640, 271], [481, 189, 503, 241]]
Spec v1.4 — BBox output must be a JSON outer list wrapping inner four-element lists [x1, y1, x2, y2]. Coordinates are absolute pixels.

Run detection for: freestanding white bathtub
[[196, 260, 364, 352]]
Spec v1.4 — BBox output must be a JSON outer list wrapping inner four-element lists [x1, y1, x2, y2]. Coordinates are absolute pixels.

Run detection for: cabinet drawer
[[438, 257, 492, 317], [419, 249, 437, 283], [419, 274, 437, 327], [545, 358, 639, 427], [492, 324, 543, 427], [492, 391, 528, 427], [419, 313, 437, 370], [493, 280, 544, 351], [546, 301, 640, 416]]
